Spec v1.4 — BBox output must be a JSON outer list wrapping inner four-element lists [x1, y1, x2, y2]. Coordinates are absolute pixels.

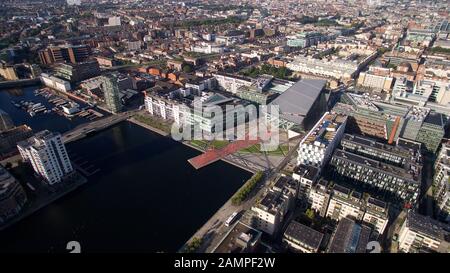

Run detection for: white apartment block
[[308, 179, 331, 217], [326, 185, 365, 221], [357, 71, 394, 91], [144, 89, 246, 134], [362, 197, 389, 235], [398, 211, 449, 253], [287, 56, 359, 80], [292, 164, 319, 200], [213, 73, 252, 94], [250, 178, 295, 236], [17, 130, 73, 185], [297, 112, 347, 171]]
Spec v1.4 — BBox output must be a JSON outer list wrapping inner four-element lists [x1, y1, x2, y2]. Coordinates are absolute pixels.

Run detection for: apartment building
[[213, 73, 252, 94], [144, 84, 249, 134], [283, 221, 324, 253], [326, 184, 365, 221], [17, 130, 73, 185], [328, 217, 372, 253], [250, 176, 296, 236], [308, 178, 331, 217], [297, 112, 347, 170], [398, 211, 449, 253], [362, 197, 389, 235], [330, 145, 422, 206], [292, 164, 319, 200], [433, 140, 450, 222]]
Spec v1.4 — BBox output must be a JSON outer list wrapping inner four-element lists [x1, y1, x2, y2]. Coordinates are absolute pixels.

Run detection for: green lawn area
[[133, 114, 172, 134], [239, 144, 289, 156], [189, 139, 230, 150], [189, 140, 289, 155]]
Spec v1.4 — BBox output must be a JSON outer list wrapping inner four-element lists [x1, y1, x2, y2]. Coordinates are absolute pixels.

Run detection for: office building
[[398, 211, 449, 253], [0, 64, 18, 80], [108, 16, 121, 26], [38, 44, 91, 65], [267, 79, 327, 131], [297, 112, 347, 170], [55, 61, 100, 83], [17, 130, 73, 185], [0, 165, 27, 224], [40, 73, 72, 92], [101, 74, 123, 114], [433, 140, 450, 222], [287, 53, 377, 81], [327, 217, 372, 253], [357, 67, 394, 91], [283, 221, 324, 253], [287, 32, 325, 48], [333, 93, 445, 154]]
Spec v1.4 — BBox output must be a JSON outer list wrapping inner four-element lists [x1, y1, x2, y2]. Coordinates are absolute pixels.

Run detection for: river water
[[0, 87, 251, 252]]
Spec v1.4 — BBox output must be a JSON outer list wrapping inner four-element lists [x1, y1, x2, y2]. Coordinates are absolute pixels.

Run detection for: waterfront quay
[[62, 110, 137, 143], [0, 171, 87, 233]]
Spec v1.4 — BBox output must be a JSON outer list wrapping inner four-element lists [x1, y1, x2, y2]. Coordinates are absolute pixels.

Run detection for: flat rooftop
[[284, 221, 324, 250]]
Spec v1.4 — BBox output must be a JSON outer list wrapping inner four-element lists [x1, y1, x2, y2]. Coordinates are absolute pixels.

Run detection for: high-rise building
[[17, 130, 73, 185], [101, 74, 123, 114], [0, 109, 14, 132]]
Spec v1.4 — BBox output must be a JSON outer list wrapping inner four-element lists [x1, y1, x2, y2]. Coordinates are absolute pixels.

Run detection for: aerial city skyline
[[0, 0, 449, 260]]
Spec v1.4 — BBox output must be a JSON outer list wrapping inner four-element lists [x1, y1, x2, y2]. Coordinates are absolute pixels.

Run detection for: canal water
[[0, 88, 251, 252]]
